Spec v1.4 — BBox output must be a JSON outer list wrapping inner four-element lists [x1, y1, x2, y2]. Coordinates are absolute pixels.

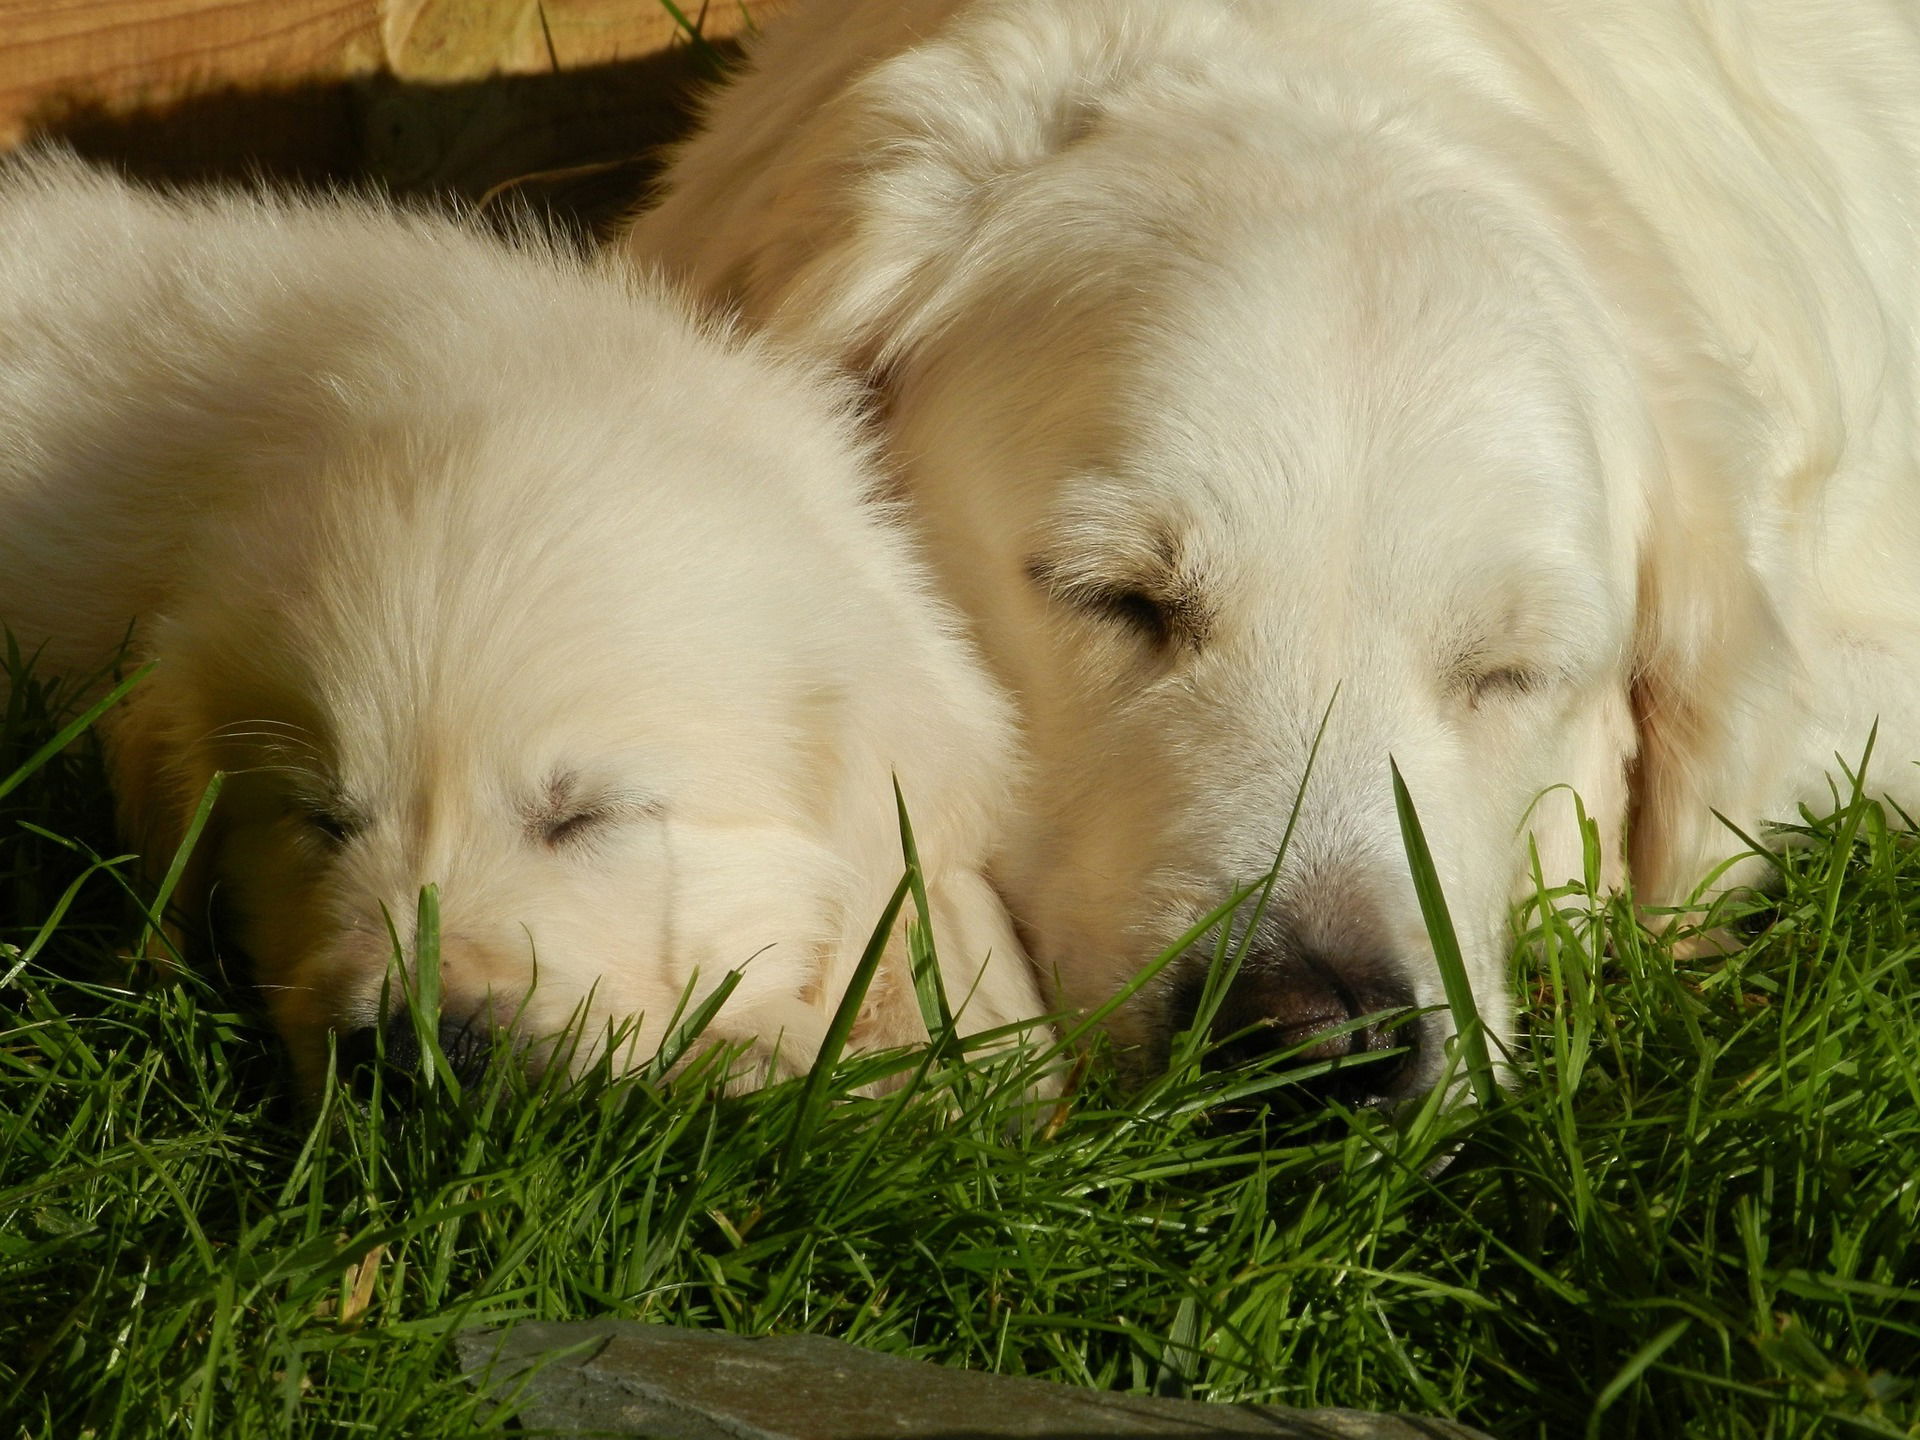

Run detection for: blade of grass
[[1172, 688, 1339, 1067], [651, 967, 748, 1076], [655, 0, 726, 77], [410, 884, 462, 1101], [780, 870, 912, 1175], [893, 778, 954, 1045], [0, 661, 153, 803], [1391, 758, 1496, 1108], [1586, 1320, 1691, 1439], [133, 770, 223, 962]]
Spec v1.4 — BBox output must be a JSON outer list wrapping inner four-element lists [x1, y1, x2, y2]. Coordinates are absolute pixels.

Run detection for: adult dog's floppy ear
[[624, 1, 1224, 377], [99, 658, 222, 953], [1507, 135, 1804, 908], [1624, 363, 1800, 908]]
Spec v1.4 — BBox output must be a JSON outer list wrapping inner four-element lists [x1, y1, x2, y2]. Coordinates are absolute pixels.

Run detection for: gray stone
[[458, 1322, 1493, 1440]]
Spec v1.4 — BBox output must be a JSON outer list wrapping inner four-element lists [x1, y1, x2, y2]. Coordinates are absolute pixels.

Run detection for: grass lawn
[[2, 659, 1916, 1440]]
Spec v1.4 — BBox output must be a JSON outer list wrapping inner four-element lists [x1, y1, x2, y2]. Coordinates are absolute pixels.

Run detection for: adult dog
[[626, 0, 1920, 1098], [0, 152, 1044, 1091]]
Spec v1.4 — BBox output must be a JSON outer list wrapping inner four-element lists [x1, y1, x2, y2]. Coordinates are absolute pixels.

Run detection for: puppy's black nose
[[336, 1009, 493, 1091], [1177, 945, 1419, 1105]]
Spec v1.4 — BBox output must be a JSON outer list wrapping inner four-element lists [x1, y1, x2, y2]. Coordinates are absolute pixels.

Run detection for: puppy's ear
[[624, 4, 1163, 376], [801, 614, 1044, 1055], [100, 661, 221, 952]]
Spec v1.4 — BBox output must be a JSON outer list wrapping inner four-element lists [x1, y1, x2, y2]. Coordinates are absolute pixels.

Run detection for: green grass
[[2, 661, 1916, 1440]]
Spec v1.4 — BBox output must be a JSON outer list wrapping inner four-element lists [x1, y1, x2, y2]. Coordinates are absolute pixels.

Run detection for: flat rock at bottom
[[458, 1322, 1492, 1440]]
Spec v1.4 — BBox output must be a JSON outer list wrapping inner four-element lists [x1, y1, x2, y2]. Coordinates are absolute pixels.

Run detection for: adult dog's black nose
[[337, 1009, 493, 1090], [1175, 942, 1420, 1104]]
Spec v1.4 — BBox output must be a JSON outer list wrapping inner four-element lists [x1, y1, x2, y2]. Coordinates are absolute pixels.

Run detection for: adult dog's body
[[627, 0, 1920, 1094], [0, 153, 1044, 1088]]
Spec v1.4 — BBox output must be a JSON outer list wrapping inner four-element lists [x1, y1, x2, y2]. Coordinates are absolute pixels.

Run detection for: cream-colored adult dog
[[627, 0, 1920, 1098], [0, 152, 1044, 1091]]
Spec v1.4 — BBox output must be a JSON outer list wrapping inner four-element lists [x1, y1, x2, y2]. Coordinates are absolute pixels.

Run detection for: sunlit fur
[[626, 0, 1920, 1086], [0, 152, 1045, 1092]]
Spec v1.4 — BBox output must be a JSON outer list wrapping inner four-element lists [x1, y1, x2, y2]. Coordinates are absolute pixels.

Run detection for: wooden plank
[[0, 0, 776, 148], [381, 0, 769, 79], [0, 0, 381, 145]]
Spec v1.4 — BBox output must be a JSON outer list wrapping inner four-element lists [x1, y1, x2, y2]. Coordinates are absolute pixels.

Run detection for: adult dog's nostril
[[1177, 948, 1419, 1103], [431, 1014, 494, 1084]]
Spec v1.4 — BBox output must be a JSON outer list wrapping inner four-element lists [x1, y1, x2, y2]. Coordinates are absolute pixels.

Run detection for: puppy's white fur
[[0, 151, 1045, 1089], [627, 0, 1920, 1085]]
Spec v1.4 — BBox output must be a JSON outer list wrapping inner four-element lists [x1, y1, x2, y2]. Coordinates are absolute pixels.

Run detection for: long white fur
[[625, 0, 1920, 1082], [0, 150, 1046, 1090]]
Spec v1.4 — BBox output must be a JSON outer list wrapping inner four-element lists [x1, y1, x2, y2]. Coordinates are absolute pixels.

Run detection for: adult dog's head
[[630, 0, 1791, 1097], [77, 260, 1039, 1093]]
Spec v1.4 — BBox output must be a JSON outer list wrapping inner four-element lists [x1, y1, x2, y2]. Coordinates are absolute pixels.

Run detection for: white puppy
[[0, 151, 1045, 1092], [626, 0, 1920, 1097]]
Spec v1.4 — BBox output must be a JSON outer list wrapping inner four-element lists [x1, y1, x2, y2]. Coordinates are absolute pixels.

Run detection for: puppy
[[0, 150, 1046, 1092], [625, 0, 1920, 1097]]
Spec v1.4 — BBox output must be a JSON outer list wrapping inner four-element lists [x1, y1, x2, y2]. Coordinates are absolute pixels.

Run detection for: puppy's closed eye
[[294, 796, 365, 848], [540, 806, 614, 848], [527, 777, 662, 851]]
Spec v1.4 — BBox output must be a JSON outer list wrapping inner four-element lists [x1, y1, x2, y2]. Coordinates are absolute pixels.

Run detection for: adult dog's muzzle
[[1170, 926, 1430, 1106]]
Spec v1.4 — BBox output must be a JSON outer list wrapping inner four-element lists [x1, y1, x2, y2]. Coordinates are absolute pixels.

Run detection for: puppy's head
[[104, 354, 1034, 1094]]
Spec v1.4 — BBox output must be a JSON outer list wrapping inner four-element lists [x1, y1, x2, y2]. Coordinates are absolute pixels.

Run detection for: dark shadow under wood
[[29, 41, 739, 232]]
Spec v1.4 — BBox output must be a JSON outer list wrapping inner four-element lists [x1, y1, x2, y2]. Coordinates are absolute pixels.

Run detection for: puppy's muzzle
[[338, 1008, 496, 1092], [1173, 936, 1425, 1106]]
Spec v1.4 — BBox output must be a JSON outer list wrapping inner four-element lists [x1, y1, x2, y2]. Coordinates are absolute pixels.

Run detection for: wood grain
[[0, 0, 378, 144], [0, 0, 775, 147]]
